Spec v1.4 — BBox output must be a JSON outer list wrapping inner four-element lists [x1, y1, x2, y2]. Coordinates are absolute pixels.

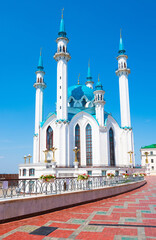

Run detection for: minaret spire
[[93, 75, 105, 126], [85, 59, 94, 89], [54, 10, 71, 120], [119, 29, 126, 55], [33, 50, 46, 163], [116, 31, 131, 128], [77, 73, 80, 85]]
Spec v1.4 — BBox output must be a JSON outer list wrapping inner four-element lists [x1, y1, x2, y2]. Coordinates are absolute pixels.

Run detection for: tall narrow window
[[86, 124, 92, 166], [46, 126, 53, 150], [69, 98, 74, 107], [75, 124, 81, 165], [82, 98, 87, 107], [109, 128, 115, 166]]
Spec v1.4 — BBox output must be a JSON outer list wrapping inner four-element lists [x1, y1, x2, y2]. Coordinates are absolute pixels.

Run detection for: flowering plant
[[133, 173, 138, 177], [39, 174, 56, 182], [107, 173, 115, 178], [139, 173, 146, 177], [77, 174, 89, 180], [122, 173, 129, 178]]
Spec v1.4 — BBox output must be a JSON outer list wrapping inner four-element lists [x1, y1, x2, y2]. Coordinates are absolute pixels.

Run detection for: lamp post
[[27, 154, 32, 164], [128, 151, 133, 166], [50, 147, 57, 162], [73, 147, 79, 162], [43, 150, 49, 163], [24, 155, 27, 164]]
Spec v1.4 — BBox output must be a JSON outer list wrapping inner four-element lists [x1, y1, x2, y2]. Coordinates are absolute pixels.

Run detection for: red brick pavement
[[0, 176, 156, 239]]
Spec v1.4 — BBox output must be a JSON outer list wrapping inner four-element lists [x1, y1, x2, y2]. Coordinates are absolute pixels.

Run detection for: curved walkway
[[0, 177, 155, 240]]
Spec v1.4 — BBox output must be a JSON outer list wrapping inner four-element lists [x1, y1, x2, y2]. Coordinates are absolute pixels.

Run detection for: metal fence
[[0, 176, 144, 200]]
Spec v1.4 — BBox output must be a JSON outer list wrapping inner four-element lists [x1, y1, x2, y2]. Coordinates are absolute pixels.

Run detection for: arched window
[[46, 126, 53, 150], [69, 98, 74, 107], [124, 62, 126, 68], [109, 128, 115, 166], [118, 63, 120, 69], [86, 124, 92, 166], [29, 169, 35, 176], [63, 46, 65, 52], [82, 98, 87, 107], [60, 46, 62, 52], [75, 124, 81, 165], [121, 62, 123, 68], [23, 169, 26, 176]]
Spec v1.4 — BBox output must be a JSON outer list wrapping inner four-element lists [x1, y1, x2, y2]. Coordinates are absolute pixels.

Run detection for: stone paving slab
[[0, 177, 156, 239]]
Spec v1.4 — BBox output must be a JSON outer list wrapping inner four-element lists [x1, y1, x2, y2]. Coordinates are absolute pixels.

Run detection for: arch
[[75, 124, 81, 165], [46, 126, 53, 150], [124, 62, 126, 68], [69, 98, 74, 107], [63, 45, 65, 52], [60, 46, 62, 52], [109, 128, 115, 166], [86, 123, 92, 166], [121, 62, 123, 68], [82, 98, 87, 107]]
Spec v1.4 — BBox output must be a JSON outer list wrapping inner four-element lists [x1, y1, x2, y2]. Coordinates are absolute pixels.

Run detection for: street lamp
[[50, 147, 57, 162], [27, 154, 32, 164], [24, 155, 27, 164], [43, 150, 49, 163], [128, 151, 133, 165], [73, 146, 79, 162]]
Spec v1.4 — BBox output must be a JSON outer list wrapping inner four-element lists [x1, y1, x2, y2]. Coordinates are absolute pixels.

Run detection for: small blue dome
[[68, 85, 94, 101], [95, 81, 103, 90]]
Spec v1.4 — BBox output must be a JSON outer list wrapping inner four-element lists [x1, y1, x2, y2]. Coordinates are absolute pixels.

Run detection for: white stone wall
[[141, 148, 156, 175]]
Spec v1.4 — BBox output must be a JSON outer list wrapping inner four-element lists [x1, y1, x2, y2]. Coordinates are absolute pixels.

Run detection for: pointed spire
[[37, 48, 44, 71], [77, 73, 80, 85], [118, 29, 126, 55], [86, 59, 92, 80], [58, 8, 67, 38], [95, 74, 103, 90]]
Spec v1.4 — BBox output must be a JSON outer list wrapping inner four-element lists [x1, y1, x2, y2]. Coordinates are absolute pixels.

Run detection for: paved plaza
[[0, 177, 156, 240]]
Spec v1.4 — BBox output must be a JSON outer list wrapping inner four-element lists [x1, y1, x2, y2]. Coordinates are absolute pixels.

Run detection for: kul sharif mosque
[[19, 12, 135, 178]]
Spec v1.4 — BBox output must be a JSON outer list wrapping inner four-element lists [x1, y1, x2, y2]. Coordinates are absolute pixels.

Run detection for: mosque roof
[[141, 144, 156, 149], [68, 84, 94, 101], [68, 107, 109, 125], [41, 108, 109, 127]]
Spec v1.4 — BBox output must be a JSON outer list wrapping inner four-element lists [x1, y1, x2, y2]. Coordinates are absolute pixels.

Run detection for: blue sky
[[0, 0, 156, 173]]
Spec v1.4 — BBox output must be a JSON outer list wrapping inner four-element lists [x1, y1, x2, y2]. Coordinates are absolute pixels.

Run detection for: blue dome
[[95, 81, 103, 90], [68, 84, 94, 101]]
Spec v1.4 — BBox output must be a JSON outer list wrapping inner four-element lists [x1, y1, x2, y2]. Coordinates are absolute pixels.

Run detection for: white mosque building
[[19, 14, 135, 178]]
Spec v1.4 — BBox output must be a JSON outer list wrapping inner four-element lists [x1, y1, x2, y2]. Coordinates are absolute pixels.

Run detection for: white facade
[[19, 16, 135, 178], [140, 145, 156, 175]]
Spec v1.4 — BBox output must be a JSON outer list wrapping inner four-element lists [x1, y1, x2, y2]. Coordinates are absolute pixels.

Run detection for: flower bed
[[139, 173, 146, 177], [77, 174, 89, 180], [107, 173, 115, 178], [39, 174, 56, 182], [122, 173, 129, 178]]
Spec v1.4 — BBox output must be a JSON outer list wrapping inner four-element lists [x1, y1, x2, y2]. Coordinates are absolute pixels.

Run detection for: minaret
[[115, 31, 131, 128], [85, 60, 94, 89], [34, 51, 46, 135], [33, 51, 46, 163], [93, 75, 105, 126], [54, 9, 71, 120]]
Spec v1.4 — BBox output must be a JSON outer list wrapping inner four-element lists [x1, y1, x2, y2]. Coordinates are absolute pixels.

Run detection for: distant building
[[140, 144, 156, 175], [19, 13, 135, 178]]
